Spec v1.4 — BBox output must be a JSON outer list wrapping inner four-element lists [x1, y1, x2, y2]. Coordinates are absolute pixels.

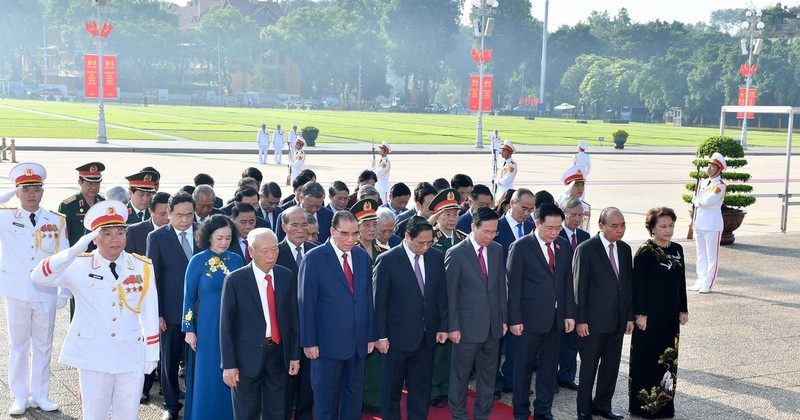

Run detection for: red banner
[[102, 55, 118, 99], [469, 75, 493, 112], [737, 86, 756, 119], [84, 54, 99, 98]]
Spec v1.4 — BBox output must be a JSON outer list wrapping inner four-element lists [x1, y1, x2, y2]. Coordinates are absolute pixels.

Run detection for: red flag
[[100, 22, 113, 38], [471, 48, 480, 63], [739, 64, 758, 78], [85, 21, 99, 37], [482, 49, 493, 63]]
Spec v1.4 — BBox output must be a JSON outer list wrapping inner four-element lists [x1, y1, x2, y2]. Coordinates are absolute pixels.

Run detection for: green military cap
[[76, 162, 105, 182], [428, 188, 461, 213], [125, 170, 159, 192], [350, 198, 379, 222]]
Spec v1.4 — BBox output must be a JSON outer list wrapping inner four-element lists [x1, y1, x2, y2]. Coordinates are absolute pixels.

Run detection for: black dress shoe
[[591, 408, 624, 419], [558, 380, 579, 390], [493, 390, 502, 400], [140, 394, 150, 404], [576, 413, 592, 420], [429, 396, 446, 408]]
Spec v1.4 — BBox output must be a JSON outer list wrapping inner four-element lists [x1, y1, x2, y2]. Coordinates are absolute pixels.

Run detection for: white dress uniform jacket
[[494, 158, 517, 202], [693, 176, 726, 231], [290, 149, 306, 182], [374, 155, 391, 201]]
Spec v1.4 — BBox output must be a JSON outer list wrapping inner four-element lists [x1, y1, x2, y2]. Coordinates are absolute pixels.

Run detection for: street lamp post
[[739, 9, 764, 151], [471, 0, 498, 149], [95, 2, 107, 144]]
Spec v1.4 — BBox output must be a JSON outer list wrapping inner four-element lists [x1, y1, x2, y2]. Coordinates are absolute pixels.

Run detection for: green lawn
[[0, 100, 795, 147]]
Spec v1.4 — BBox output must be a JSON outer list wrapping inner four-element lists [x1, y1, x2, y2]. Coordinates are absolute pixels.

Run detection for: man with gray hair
[[298, 182, 332, 243], [375, 208, 402, 248], [358, 185, 381, 202], [192, 184, 222, 223]]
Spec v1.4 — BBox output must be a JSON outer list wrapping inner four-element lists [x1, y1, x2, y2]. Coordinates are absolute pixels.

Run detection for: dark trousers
[[577, 329, 624, 414], [285, 353, 313, 420], [511, 320, 560, 418], [310, 354, 366, 420], [494, 332, 514, 391], [448, 337, 499, 420], [381, 335, 435, 420], [557, 330, 579, 383], [232, 342, 287, 420], [160, 323, 185, 413]]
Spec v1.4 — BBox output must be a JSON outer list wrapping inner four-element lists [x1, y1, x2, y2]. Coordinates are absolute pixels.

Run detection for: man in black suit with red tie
[[556, 197, 591, 391], [221, 228, 300, 420], [374, 216, 448, 420], [507, 204, 576, 420], [574, 207, 633, 420], [146, 192, 200, 419], [275, 206, 317, 420]]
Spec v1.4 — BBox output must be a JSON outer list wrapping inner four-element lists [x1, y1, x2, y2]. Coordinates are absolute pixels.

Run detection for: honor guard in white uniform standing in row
[[488, 129, 502, 175], [374, 141, 392, 203], [556, 164, 591, 232], [493, 140, 518, 202], [572, 140, 591, 178], [689, 152, 727, 294], [32, 200, 160, 420], [257, 123, 270, 164], [273, 123, 286, 164], [0, 162, 68, 415], [289, 137, 306, 183], [288, 124, 300, 153]]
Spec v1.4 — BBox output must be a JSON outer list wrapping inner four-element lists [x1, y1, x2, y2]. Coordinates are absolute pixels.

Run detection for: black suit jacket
[[495, 215, 535, 258], [125, 219, 156, 256], [559, 227, 590, 251], [220, 264, 300, 377], [573, 234, 634, 333], [257, 206, 285, 240], [507, 234, 576, 333], [275, 239, 318, 282], [374, 244, 448, 352], [146, 223, 200, 324], [195, 208, 225, 223]]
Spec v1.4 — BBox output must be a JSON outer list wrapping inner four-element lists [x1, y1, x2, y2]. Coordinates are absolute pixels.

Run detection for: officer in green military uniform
[[58, 162, 105, 246], [428, 188, 468, 407], [124, 170, 159, 224], [350, 198, 389, 414]]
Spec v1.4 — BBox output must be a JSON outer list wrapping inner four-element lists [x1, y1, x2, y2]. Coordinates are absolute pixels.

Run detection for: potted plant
[[611, 129, 629, 149], [301, 126, 319, 147], [682, 136, 756, 245]]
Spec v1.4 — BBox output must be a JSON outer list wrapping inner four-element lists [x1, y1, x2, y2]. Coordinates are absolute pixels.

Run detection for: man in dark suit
[[192, 184, 224, 223], [124, 191, 170, 403], [374, 216, 448, 420], [146, 192, 199, 419], [280, 175, 311, 211], [327, 181, 351, 214], [450, 174, 473, 216], [446, 207, 507, 420], [379, 182, 411, 216], [455, 184, 493, 234], [220, 187, 262, 218], [275, 206, 318, 420], [258, 182, 286, 240], [221, 228, 300, 420], [492, 188, 536, 398], [298, 181, 333, 243], [393, 182, 436, 236], [376, 208, 402, 248], [346, 170, 378, 208], [574, 207, 633, 420], [230, 204, 259, 263], [508, 204, 576, 420], [556, 197, 591, 391], [192, 173, 223, 208], [299, 211, 378, 420]]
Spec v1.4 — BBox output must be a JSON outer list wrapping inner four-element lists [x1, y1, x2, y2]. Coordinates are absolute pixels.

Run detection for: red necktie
[[608, 243, 619, 279], [571, 233, 578, 251], [265, 274, 281, 344], [477, 246, 488, 283], [342, 253, 354, 293], [546, 242, 555, 274]]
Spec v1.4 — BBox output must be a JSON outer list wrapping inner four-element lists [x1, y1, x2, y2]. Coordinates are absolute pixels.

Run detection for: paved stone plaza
[[0, 140, 797, 419]]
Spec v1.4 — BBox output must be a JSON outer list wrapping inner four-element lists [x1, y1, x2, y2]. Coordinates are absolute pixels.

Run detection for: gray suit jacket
[[445, 237, 507, 343]]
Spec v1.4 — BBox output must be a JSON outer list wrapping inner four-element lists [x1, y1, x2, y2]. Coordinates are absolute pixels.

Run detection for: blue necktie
[[517, 223, 523, 237]]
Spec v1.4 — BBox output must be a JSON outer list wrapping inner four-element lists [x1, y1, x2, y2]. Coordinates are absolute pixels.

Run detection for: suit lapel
[[593, 235, 617, 278], [165, 225, 188, 263], [530, 236, 552, 276], [400, 248, 424, 297], [243, 265, 267, 324], [324, 242, 352, 294], [462, 238, 486, 287]]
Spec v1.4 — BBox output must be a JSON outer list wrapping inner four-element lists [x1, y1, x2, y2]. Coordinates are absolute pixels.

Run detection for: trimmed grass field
[[1, 100, 796, 147]]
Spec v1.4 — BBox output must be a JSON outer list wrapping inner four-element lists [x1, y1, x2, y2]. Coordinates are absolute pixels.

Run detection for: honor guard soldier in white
[[0, 162, 68, 415], [31, 200, 160, 420], [374, 141, 392, 203], [493, 140, 518, 202], [689, 152, 727, 294]]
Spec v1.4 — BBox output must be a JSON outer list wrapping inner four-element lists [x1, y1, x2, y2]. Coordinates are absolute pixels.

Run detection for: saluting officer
[[373, 141, 392, 204], [0, 162, 68, 415], [351, 198, 389, 414], [59, 162, 105, 246], [427, 188, 467, 408], [31, 200, 160, 420], [125, 170, 159, 224]]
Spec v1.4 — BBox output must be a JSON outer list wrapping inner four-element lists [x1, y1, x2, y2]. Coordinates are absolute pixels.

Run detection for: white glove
[[68, 229, 101, 259], [56, 298, 69, 309], [144, 361, 158, 375], [0, 186, 22, 204]]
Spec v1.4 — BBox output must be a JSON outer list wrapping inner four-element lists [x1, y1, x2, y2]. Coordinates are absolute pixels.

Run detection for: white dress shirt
[[251, 264, 276, 338]]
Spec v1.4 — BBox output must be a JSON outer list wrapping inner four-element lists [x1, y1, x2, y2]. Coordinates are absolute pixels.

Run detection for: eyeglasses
[[410, 239, 434, 248], [516, 204, 534, 214], [334, 228, 360, 239], [540, 225, 563, 234], [475, 227, 499, 237], [287, 222, 310, 230]]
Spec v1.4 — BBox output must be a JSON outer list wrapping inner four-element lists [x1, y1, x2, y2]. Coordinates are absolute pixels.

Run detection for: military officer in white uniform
[[31, 200, 160, 420], [689, 152, 727, 294], [257, 123, 270, 164], [572, 140, 591, 178], [288, 124, 301, 152], [273, 123, 286, 164], [556, 164, 591, 232], [0, 162, 68, 415], [493, 140, 518, 203], [289, 137, 306, 183], [374, 141, 392, 203]]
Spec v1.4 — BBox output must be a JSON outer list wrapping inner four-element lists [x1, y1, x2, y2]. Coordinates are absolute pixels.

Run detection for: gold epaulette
[[0, 206, 15, 210], [51, 210, 66, 219], [61, 195, 78, 205], [375, 242, 389, 251], [78, 252, 93, 257], [132, 253, 152, 264]]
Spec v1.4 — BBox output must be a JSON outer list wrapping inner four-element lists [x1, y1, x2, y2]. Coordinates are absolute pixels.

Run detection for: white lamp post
[[739, 9, 764, 150], [95, 0, 107, 144], [471, 0, 498, 149]]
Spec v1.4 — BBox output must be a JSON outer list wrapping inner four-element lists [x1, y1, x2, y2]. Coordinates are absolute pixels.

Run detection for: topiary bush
[[301, 126, 319, 147], [682, 136, 756, 210]]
